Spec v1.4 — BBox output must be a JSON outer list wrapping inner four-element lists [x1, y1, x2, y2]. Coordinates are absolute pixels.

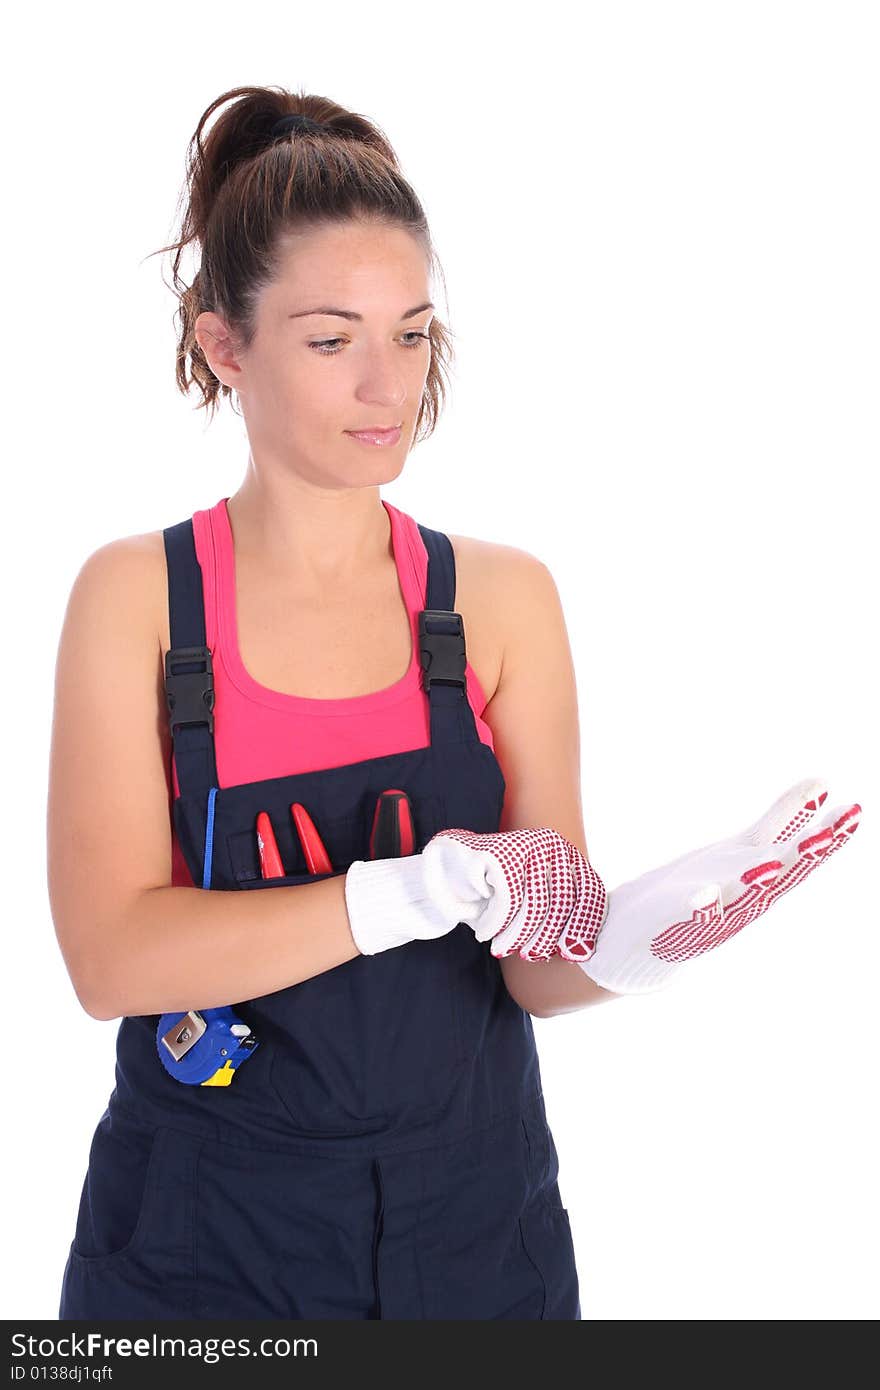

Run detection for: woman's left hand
[[575, 777, 862, 994]]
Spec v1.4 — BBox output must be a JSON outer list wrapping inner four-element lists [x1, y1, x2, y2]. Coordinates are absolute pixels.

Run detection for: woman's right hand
[[344, 826, 607, 960]]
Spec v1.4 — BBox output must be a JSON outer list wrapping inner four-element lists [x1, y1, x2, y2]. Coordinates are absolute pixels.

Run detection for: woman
[[49, 85, 860, 1321]]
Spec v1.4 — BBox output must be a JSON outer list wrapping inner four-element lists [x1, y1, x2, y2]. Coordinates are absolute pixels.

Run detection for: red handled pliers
[[256, 804, 332, 878]]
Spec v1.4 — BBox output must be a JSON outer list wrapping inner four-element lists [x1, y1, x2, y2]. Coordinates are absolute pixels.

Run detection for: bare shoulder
[[450, 530, 553, 619], [76, 527, 166, 578], [446, 533, 554, 703], [446, 532, 546, 582], [71, 529, 169, 654]]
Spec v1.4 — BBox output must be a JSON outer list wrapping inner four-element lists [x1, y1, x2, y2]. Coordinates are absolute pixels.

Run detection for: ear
[[194, 310, 244, 390]]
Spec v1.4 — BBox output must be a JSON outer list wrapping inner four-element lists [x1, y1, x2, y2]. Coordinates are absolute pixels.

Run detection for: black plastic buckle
[[165, 645, 215, 734], [418, 610, 467, 692]]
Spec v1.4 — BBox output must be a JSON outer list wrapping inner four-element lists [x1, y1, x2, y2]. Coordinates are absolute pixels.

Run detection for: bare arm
[[47, 538, 359, 1022], [90, 876, 358, 1020], [479, 551, 619, 1018]]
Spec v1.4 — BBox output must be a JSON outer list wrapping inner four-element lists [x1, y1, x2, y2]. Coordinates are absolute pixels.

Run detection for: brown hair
[[152, 85, 454, 437]]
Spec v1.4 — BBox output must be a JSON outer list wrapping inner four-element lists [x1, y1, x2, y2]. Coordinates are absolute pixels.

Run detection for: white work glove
[[344, 826, 608, 959], [576, 777, 862, 994]]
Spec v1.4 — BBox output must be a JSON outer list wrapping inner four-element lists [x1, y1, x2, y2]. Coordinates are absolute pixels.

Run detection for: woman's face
[[203, 220, 435, 490]]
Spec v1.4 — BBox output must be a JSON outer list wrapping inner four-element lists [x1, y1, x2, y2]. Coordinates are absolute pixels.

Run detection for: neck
[[225, 475, 392, 592]]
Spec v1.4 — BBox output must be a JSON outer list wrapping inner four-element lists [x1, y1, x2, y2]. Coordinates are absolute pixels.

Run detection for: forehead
[[271, 221, 430, 300]]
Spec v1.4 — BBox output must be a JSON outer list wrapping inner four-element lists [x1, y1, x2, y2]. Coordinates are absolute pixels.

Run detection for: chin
[[344, 453, 408, 487]]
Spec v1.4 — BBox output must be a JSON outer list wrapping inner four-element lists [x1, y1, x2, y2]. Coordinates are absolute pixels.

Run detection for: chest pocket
[[173, 765, 446, 890]]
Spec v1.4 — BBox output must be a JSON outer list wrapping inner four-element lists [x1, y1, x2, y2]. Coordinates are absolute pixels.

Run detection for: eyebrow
[[288, 301, 435, 322]]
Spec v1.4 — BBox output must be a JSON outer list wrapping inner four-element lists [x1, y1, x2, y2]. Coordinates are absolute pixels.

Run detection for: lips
[[345, 426, 402, 446]]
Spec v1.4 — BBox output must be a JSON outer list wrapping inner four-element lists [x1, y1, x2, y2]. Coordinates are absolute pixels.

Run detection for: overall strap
[[416, 524, 481, 748], [162, 519, 218, 801]]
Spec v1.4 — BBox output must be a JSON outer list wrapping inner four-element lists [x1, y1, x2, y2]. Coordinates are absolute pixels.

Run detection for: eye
[[401, 331, 431, 348], [308, 331, 431, 357]]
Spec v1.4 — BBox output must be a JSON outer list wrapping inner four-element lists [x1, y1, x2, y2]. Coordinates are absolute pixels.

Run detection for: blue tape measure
[[156, 1007, 259, 1086]]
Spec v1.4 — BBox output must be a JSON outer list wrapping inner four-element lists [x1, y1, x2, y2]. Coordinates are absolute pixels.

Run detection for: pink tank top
[[170, 497, 495, 887]]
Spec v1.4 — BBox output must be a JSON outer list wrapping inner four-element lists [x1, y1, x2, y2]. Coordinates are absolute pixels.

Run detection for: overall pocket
[[70, 1108, 165, 1265], [59, 1109, 203, 1319], [517, 1099, 581, 1319], [173, 760, 447, 893], [517, 1201, 580, 1320]]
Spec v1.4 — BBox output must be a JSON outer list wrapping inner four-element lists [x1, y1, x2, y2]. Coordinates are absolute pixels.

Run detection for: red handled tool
[[369, 789, 415, 859], [290, 803, 333, 874], [256, 811, 285, 879]]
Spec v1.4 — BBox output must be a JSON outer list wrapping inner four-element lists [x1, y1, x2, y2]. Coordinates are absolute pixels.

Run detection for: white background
[[3, 0, 877, 1322]]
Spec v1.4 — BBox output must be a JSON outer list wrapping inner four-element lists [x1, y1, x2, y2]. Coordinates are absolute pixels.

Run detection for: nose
[[354, 349, 409, 410]]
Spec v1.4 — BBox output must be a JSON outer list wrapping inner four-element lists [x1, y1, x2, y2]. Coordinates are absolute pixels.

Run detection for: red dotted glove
[[421, 826, 608, 961]]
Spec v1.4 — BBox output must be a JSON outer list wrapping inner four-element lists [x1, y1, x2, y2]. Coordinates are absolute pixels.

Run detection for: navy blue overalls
[[58, 513, 581, 1320]]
